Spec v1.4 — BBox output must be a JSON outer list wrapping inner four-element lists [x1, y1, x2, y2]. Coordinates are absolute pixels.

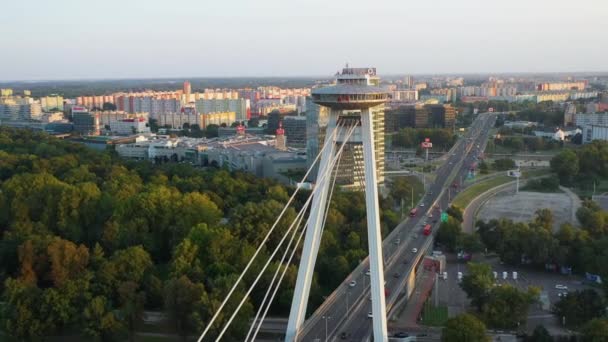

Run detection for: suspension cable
[[244, 196, 310, 341], [212, 122, 358, 341], [247, 123, 349, 341], [196, 122, 343, 341]]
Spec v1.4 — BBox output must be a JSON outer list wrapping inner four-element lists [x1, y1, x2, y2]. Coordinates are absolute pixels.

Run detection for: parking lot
[[433, 253, 590, 335]]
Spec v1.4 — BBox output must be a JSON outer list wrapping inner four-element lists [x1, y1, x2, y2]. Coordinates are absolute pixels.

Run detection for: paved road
[[297, 113, 497, 342], [462, 180, 517, 233]]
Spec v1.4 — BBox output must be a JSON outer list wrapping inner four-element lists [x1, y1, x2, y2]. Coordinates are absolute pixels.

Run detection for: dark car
[[394, 332, 409, 338], [340, 332, 348, 339]]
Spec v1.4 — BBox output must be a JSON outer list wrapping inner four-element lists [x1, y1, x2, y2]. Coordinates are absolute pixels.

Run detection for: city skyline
[[2, 0, 607, 81]]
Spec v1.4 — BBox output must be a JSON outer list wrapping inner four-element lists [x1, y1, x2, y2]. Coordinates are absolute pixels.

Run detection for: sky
[[1, 0, 607, 80]]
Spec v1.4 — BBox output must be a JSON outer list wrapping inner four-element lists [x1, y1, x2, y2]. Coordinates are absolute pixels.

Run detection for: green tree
[[441, 313, 490, 342], [118, 281, 146, 342], [550, 149, 579, 185], [553, 289, 606, 328], [528, 325, 552, 342], [581, 319, 608, 342], [533, 209, 554, 231], [482, 285, 539, 329], [460, 263, 494, 311], [447, 205, 464, 223], [164, 276, 206, 336], [436, 217, 462, 252], [82, 296, 123, 341]]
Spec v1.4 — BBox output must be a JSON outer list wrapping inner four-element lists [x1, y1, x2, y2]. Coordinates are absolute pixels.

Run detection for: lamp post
[[322, 315, 332, 342]]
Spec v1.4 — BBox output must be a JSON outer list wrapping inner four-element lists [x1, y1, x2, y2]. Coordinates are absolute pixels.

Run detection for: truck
[[409, 208, 418, 217], [423, 224, 432, 236]]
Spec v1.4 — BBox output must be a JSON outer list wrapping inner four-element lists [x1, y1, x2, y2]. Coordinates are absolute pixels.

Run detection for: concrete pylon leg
[[285, 114, 338, 342], [360, 108, 388, 342]]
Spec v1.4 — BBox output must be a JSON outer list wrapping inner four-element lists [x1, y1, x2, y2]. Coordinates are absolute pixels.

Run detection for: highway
[[297, 113, 497, 342]]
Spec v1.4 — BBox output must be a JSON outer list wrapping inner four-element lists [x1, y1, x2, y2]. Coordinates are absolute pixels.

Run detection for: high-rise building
[[564, 103, 577, 126], [195, 98, 250, 122], [183, 81, 192, 103], [275, 121, 287, 151], [40, 95, 64, 111], [385, 105, 416, 132], [282, 116, 307, 148], [404, 75, 414, 89], [72, 107, 100, 135], [305, 67, 385, 187]]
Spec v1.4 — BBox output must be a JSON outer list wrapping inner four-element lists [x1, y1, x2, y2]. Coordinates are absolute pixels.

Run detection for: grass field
[[420, 301, 448, 326], [452, 175, 514, 209], [453, 169, 552, 209]]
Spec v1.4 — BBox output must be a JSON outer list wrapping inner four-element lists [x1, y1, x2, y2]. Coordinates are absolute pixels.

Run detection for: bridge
[[193, 112, 497, 342]]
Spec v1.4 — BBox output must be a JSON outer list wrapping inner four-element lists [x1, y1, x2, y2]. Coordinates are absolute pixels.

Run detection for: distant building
[[109, 117, 150, 135], [389, 89, 418, 102], [183, 80, 192, 102], [403, 75, 414, 89], [72, 107, 100, 135], [282, 116, 306, 148], [115, 135, 306, 183], [385, 105, 416, 133], [581, 125, 608, 144], [40, 95, 64, 111], [203, 111, 236, 128], [537, 81, 586, 91], [275, 121, 287, 150], [564, 103, 577, 126], [0, 103, 42, 121], [575, 113, 608, 143], [195, 98, 250, 121], [533, 127, 580, 141]]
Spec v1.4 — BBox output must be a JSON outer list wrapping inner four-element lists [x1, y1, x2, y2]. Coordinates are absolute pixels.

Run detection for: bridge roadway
[[297, 113, 497, 342]]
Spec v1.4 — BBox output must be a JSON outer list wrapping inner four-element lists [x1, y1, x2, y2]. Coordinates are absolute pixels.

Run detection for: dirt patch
[[477, 190, 580, 231]]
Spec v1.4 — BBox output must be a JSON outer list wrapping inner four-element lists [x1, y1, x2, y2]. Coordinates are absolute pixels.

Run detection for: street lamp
[[322, 315, 332, 342]]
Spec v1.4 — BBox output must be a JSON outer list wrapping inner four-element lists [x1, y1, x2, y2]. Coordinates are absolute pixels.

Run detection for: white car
[[412, 248, 418, 253], [365, 269, 370, 276], [419, 203, 425, 207], [394, 239, 400, 245], [367, 312, 373, 318], [349, 280, 357, 287], [555, 284, 568, 290]]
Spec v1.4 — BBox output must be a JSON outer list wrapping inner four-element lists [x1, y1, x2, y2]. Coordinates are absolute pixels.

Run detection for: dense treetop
[[0, 127, 402, 340]]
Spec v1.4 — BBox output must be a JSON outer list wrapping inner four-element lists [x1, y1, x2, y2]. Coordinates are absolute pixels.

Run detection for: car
[[394, 332, 409, 338], [365, 269, 370, 276], [367, 311, 373, 318], [393, 272, 400, 278], [555, 284, 568, 290], [394, 238, 400, 245], [412, 248, 418, 253], [419, 203, 425, 207], [349, 280, 357, 287], [340, 332, 348, 340], [427, 213, 433, 218]]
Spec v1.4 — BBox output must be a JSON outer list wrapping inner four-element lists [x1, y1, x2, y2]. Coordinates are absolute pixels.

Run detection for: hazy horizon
[[2, 0, 607, 81]]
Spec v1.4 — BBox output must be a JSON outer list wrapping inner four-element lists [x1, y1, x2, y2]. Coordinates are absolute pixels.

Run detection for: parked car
[[349, 280, 357, 287]]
